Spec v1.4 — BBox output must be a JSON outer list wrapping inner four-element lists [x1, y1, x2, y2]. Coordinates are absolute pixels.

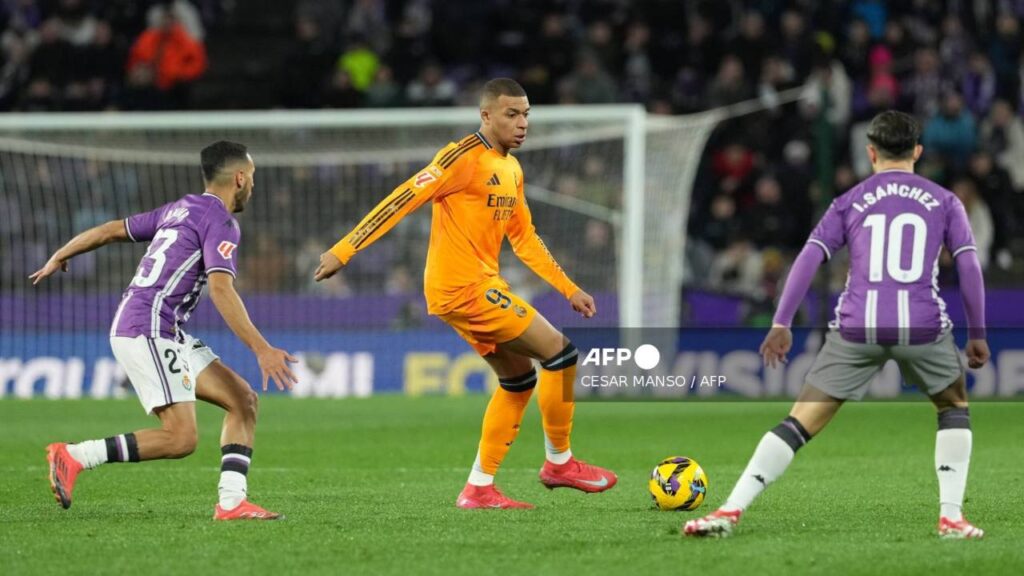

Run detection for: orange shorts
[[436, 277, 537, 356]]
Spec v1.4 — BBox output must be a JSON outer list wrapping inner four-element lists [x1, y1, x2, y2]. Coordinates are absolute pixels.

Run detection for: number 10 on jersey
[[863, 213, 927, 283]]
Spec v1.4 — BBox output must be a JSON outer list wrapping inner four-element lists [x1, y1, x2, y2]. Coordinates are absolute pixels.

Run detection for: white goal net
[[0, 106, 718, 395]]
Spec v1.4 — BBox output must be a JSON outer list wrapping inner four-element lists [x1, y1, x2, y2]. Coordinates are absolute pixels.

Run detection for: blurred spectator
[[345, 0, 390, 56], [951, 178, 994, 269], [883, 21, 913, 73], [902, 47, 946, 117], [0, 26, 30, 108], [56, 0, 98, 46], [125, 10, 206, 109], [560, 52, 617, 104], [711, 142, 756, 190], [744, 174, 800, 249], [967, 152, 1015, 269], [241, 235, 288, 293], [365, 65, 402, 108], [24, 19, 70, 109], [989, 13, 1020, 89], [800, 57, 851, 129], [406, 62, 455, 107], [681, 14, 721, 78], [533, 12, 574, 79], [698, 194, 741, 251], [707, 55, 752, 108], [961, 52, 996, 116], [939, 15, 973, 81], [573, 219, 615, 292], [4, 0, 1024, 304], [146, 0, 203, 41], [979, 99, 1024, 190], [922, 91, 976, 167], [709, 239, 764, 297], [385, 265, 416, 295], [322, 69, 362, 108], [850, 0, 887, 39], [584, 20, 618, 74], [733, 12, 771, 82], [621, 22, 652, 103], [337, 37, 379, 93], [758, 54, 798, 109], [390, 0, 432, 82], [840, 19, 872, 81], [280, 16, 334, 109], [779, 11, 813, 79], [519, 63, 555, 105]]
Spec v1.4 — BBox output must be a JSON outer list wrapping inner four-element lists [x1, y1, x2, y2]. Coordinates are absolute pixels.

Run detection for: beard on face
[[233, 184, 251, 213]]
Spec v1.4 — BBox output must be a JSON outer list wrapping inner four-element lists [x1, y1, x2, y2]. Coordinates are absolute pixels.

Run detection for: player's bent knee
[[232, 386, 258, 421], [499, 368, 537, 392], [937, 406, 970, 430], [246, 388, 259, 419], [540, 341, 578, 372], [770, 416, 812, 453], [165, 424, 198, 458]]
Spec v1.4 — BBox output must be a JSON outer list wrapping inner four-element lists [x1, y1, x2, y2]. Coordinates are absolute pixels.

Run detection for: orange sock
[[538, 343, 579, 457], [475, 371, 537, 476]]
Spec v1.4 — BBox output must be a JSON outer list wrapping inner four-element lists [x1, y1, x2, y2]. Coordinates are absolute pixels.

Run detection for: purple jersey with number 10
[[809, 170, 976, 345], [110, 193, 240, 341]]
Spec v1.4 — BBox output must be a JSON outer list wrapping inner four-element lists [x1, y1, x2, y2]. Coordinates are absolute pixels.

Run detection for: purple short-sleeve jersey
[[808, 170, 976, 345], [112, 193, 240, 340]]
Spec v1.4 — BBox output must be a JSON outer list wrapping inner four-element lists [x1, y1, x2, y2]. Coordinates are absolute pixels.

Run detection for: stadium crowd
[[3, 0, 1023, 322]]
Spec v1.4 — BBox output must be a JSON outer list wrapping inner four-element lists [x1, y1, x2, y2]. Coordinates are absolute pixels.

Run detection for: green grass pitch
[[1, 396, 1021, 575]]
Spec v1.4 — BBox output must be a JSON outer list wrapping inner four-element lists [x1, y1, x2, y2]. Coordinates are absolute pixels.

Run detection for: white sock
[[936, 429, 971, 521], [544, 434, 572, 465], [467, 452, 494, 486], [218, 471, 247, 510], [66, 439, 108, 470], [722, 432, 796, 512]]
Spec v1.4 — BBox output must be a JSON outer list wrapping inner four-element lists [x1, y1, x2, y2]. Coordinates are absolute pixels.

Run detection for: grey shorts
[[805, 330, 964, 401]]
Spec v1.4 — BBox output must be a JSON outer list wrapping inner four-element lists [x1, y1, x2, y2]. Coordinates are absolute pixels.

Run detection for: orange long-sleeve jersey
[[330, 131, 579, 315]]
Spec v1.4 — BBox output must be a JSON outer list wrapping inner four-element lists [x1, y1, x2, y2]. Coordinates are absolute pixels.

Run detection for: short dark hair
[[201, 141, 249, 182], [480, 78, 527, 105], [866, 111, 920, 160]]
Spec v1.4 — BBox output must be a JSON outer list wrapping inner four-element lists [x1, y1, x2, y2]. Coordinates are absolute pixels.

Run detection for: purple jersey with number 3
[[809, 170, 976, 345], [111, 193, 240, 340]]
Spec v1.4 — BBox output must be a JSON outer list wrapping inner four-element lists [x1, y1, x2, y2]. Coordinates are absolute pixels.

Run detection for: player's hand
[[28, 257, 69, 285], [256, 346, 299, 391], [965, 339, 990, 369], [314, 251, 344, 282], [569, 289, 596, 318], [759, 325, 793, 369]]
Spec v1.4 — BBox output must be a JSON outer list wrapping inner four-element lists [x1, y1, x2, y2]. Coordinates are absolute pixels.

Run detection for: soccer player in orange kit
[[314, 78, 617, 509]]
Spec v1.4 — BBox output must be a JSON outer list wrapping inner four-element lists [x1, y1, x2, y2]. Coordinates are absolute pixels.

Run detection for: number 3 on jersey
[[132, 229, 178, 287], [863, 213, 926, 283]]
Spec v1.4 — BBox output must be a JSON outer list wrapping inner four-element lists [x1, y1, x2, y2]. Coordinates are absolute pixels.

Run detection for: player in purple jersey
[[684, 111, 990, 539], [30, 141, 297, 520]]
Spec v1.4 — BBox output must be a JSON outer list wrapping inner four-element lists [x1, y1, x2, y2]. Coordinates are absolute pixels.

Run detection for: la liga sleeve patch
[[217, 240, 237, 259]]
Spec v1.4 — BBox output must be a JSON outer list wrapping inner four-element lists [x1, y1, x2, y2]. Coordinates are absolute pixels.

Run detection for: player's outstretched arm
[[505, 189, 592, 316], [761, 244, 826, 367], [316, 159, 460, 282], [954, 249, 989, 368], [314, 251, 345, 282], [29, 220, 129, 285], [207, 272, 298, 391], [568, 289, 597, 318]]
